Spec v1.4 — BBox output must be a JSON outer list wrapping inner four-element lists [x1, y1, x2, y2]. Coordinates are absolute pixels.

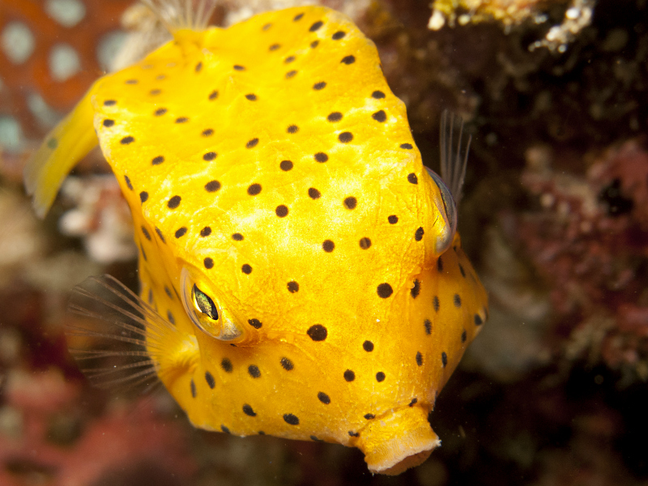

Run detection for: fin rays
[[440, 110, 471, 207], [142, 0, 218, 32], [66, 275, 181, 392]]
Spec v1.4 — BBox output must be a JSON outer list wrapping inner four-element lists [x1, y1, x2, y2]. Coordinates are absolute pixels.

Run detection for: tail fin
[[24, 90, 98, 218]]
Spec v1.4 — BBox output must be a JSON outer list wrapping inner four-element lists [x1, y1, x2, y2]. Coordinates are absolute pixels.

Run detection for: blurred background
[[1, 0, 647, 485]]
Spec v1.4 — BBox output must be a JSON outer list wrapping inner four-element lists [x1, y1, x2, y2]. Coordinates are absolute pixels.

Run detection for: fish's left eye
[[192, 285, 219, 320], [181, 268, 243, 341]]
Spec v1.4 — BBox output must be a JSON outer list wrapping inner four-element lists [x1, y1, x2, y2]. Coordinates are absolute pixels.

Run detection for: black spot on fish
[[411, 280, 420, 298], [339, 132, 353, 143], [377, 283, 393, 298], [205, 371, 215, 389], [280, 357, 294, 371], [167, 195, 181, 209], [322, 240, 335, 252], [372, 110, 386, 122], [221, 358, 233, 373], [344, 197, 357, 209], [307, 325, 327, 341], [454, 294, 462, 307], [205, 180, 221, 192], [327, 112, 343, 122], [248, 183, 262, 195], [283, 413, 299, 425]]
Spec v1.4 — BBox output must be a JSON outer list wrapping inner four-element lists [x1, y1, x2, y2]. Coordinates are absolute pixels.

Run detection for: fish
[[24, 0, 488, 475]]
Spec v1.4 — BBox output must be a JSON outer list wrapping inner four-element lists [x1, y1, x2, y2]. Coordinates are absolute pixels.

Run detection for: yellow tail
[[24, 89, 98, 218]]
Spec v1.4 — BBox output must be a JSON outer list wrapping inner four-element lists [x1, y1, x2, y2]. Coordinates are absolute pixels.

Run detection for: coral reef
[[427, 0, 596, 52], [513, 140, 648, 379]]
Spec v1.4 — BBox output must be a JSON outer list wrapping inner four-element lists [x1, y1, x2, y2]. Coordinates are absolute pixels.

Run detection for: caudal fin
[[23, 90, 98, 218]]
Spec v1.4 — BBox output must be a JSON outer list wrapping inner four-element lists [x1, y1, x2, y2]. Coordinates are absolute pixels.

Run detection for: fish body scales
[[25, 5, 488, 476]]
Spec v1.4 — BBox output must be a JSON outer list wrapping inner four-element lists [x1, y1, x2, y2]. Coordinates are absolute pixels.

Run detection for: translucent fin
[[141, 0, 218, 33], [23, 90, 98, 218], [66, 275, 181, 393], [440, 110, 472, 207]]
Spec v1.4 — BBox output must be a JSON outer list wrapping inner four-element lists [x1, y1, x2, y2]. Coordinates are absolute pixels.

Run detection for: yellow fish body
[[25, 3, 487, 475]]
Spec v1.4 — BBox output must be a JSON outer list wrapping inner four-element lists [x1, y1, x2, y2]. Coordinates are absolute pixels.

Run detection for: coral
[[0, 369, 196, 486], [427, 0, 596, 52], [0, 188, 46, 288], [58, 176, 136, 264], [0, 0, 134, 142], [509, 139, 648, 377]]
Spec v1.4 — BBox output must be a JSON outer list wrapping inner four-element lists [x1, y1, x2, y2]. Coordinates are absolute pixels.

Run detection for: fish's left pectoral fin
[[66, 274, 197, 396], [24, 90, 98, 218]]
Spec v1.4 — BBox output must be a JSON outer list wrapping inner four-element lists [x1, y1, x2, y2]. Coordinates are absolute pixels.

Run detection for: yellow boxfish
[[24, 0, 488, 475]]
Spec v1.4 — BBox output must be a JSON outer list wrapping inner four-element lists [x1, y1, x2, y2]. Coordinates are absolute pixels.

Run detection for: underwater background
[[1, 0, 647, 485]]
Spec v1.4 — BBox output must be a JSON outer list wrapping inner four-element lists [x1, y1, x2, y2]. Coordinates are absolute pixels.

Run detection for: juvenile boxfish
[[24, 1, 488, 475]]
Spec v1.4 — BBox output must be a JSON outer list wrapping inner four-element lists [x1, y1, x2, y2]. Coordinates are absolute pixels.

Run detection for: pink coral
[[512, 139, 648, 373], [0, 369, 196, 486]]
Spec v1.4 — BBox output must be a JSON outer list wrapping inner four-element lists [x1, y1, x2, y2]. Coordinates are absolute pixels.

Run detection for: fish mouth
[[354, 404, 440, 475]]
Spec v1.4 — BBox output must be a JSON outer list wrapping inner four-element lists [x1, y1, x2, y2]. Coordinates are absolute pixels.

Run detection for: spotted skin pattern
[[25, 6, 488, 475]]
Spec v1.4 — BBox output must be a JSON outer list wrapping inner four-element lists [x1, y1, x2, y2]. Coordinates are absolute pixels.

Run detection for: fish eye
[[192, 284, 219, 320], [180, 268, 244, 341], [425, 167, 457, 253]]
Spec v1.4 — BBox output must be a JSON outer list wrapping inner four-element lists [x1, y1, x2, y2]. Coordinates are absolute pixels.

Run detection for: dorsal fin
[[141, 0, 218, 33], [439, 110, 471, 207]]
